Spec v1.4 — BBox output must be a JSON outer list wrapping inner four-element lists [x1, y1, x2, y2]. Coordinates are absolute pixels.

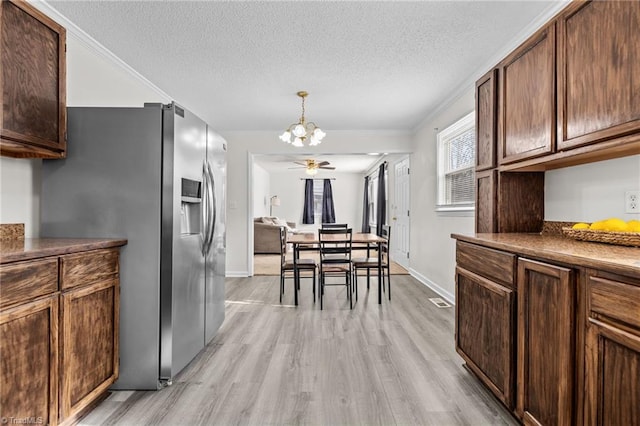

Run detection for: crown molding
[[27, 0, 172, 102], [413, 0, 570, 134]]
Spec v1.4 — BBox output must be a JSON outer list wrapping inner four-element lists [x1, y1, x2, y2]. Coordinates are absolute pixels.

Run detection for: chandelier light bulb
[[279, 131, 291, 143], [309, 135, 319, 146], [313, 128, 326, 141], [292, 137, 304, 147], [293, 124, 306, 137], [305, 167, 318, 176]]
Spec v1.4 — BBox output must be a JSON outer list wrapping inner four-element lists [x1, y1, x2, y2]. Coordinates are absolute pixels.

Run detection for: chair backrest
[[322, 223, 348, 229], [318, 227, 353, 263], [380, 225, 391, 262], [279, 226, 287, 268]]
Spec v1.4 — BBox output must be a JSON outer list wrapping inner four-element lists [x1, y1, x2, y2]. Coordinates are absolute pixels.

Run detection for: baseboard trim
[[226, 271, 250, 278], [408, 268, 455, 306]]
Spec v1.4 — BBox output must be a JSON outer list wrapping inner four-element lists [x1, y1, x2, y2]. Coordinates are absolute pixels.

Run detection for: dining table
[[287, 232, 388, 306]]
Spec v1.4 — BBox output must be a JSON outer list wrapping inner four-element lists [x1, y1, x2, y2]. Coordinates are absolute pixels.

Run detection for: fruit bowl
[[562, 227, 640, 247]]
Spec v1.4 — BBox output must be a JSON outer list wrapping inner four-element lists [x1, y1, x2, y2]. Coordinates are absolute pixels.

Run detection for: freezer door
[[204, 126, 226, 344], [159, 103, 207, 381]]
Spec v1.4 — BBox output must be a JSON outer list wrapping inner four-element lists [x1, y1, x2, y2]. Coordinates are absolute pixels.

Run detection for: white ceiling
[[46, 0, 563, 133]]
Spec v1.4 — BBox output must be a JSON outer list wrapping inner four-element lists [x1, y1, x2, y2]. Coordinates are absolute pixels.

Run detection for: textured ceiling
[[47, 0, 562, 132]]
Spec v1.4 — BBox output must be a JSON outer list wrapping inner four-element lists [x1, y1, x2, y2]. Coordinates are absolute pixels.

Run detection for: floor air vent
[[428, 297, 452, 308]]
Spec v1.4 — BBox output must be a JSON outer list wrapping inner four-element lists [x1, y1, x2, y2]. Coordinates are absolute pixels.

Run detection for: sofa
[[254, 217, 296, 254]]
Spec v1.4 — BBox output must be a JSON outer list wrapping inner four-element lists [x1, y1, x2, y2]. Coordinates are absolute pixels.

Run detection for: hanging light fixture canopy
[[279, 91, 326, 147]]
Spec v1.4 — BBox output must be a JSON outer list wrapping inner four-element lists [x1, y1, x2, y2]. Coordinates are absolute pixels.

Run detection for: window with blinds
[[436, 111, 475, 211]]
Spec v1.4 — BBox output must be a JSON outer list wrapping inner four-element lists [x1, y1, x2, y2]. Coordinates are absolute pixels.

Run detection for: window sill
[[435, 206, 474, 217]]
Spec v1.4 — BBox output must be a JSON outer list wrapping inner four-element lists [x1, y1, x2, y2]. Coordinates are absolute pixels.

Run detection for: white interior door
[[391, 157, 410, 269]]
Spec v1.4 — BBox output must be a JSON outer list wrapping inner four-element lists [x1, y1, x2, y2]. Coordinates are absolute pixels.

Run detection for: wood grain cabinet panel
[[0, 0, 66, 158], [557, 1, 640, 151], [456, 241, 515, 288], [475, 169, 497, 234], [60, 248, 119, 290], [584, 270, 640, 426], [60, 278, 119, 422], [456, 266, 515, 409], [0, 257, 58, 308], [517, 258, 574, 426], [499, 23, 556, 165], [0, 295, 59, 426], [476, 69, 498, 171]]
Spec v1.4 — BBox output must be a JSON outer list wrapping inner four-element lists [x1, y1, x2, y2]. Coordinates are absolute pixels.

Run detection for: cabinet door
[[499, 23, 555, 164], [456, 266, 515, 409], [517, 258, 574, 425], [60, 278, 119, 422], [0, 295, 59, 426], [557, 1, 640, 151], [475, 169, 497, 233], [0, 0, 66, 158], [584, 320, 640, 426], [476, 69, 498, 171]]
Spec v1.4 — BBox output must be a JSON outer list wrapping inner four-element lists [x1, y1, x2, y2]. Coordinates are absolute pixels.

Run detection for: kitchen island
[[1, 237, 127, 426], [452, 232, 639, 426]]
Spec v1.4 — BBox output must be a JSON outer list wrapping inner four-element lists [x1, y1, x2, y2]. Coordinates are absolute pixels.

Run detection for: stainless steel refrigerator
[[41, 102, 226, 390]]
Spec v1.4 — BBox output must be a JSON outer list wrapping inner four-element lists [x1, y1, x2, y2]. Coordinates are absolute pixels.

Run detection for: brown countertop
[[452, 233, 640, 278], [0, 238, 128, 264]]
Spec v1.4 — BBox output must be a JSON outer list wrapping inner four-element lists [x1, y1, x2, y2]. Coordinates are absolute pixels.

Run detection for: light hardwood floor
[[79, 275, 517, 425]]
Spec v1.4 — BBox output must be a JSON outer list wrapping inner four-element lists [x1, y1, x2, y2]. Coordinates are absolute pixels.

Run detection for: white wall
[[0, 21, 168, 237], [546, 155, 640, 222], [268, 171, 362, 233], [409, 89, 476, 303], [252, 163, 271, 217], [222, 131, 412, 276]]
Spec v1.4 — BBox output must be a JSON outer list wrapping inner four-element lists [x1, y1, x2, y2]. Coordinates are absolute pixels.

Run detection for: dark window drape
[[321, 179, 336, 224], [302, 179, 314, 224], [376, 163, 386, 236], [361, 176, 370, 233]]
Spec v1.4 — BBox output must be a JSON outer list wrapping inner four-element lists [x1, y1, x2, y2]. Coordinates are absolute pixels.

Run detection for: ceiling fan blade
[[287, 166, 305, 169], [319, 166, 336, 170], [317, 161, 330, 166], [293, 161, 308, 166]]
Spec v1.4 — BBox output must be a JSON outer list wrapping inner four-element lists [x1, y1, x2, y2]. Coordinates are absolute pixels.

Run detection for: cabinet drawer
[[60, 249, 119, 290], [456, 241, 515, 287], [588, 273, 640, 330], [0, 258, 58, 308]]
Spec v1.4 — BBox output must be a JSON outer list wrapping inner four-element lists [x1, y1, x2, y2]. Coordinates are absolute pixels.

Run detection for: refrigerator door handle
[[205, 161, 216, 255], [201, 161, 211, 256]]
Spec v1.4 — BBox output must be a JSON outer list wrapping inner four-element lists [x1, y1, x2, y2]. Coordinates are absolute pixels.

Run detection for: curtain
[[302, 179, 314, 224], [361, 176, 370, 233], [376, 163, 386, 236], [321, 179, 336, 224]]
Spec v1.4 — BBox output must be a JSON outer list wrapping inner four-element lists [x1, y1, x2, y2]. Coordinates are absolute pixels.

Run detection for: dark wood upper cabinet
[[557, 1, 640, 151], [499, 23, 556, 165], [475, 69, 498, 171], [0, 0, 66, 158]]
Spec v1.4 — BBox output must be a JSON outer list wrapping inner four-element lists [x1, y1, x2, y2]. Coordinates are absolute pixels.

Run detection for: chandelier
[[279, 91, 326, 147]]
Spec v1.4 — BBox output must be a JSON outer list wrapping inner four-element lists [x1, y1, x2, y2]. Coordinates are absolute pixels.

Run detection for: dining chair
[[318, 227, 354, 310], [352, 225, 391, 301], [279, 227, 317, 304]]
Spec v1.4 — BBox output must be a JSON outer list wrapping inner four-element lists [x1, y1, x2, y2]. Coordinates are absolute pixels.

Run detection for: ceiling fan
[[288, 159, 335, 175]]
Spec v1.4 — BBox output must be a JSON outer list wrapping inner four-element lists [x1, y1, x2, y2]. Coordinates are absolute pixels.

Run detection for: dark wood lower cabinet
[[455, 267, 515, 408], [0, 243, 124, 426], [584, 320, 640, 426], [60, 278, 119, 423], [0, 295, 59, 426], [584, 271, 640, 426], [517, 258, 574, 425]]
